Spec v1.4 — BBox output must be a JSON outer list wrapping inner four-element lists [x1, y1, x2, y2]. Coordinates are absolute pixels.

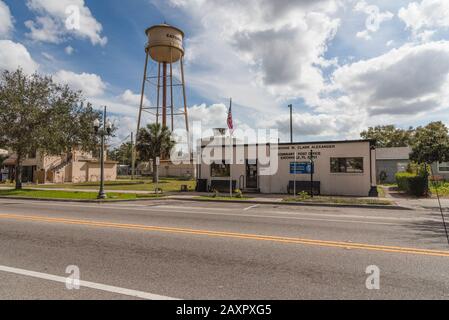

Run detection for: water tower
[[132, 24, 190, 176]]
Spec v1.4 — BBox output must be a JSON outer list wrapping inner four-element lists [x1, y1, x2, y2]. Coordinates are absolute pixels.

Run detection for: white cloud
[[64, 45, 74, 55], [153, 0, 341, 111], [0, 0, 13, 39], [53, 70, 106, 97], [356, 30, 371, 41], [232, 12, 339, 105], [266, 112, 362, 139], [107, 115, 136, 146], [148, 0, 382, 139], [25, 16, 61, 43], [399, 0, 449, 41], [89, 96, 137, 118], [0, 40, 39, 74], [25, 0, 107, 46], [188, 103, 228, 130], [331, 41, 449, 119], [119, 89, 150, 107], [354, 1, 394, 40]]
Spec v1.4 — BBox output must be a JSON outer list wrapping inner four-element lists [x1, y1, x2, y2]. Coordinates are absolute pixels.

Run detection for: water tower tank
[[145, 24, 184, 63]]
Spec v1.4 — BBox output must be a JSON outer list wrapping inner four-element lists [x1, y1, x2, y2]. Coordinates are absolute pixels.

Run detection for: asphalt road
[[0, 198, 448, 300]]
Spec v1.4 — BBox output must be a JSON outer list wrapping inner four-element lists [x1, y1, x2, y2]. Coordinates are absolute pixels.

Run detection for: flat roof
[[278, 139, 375, 146], [201, 139, 375, 148], [376, 147, 411, 160]]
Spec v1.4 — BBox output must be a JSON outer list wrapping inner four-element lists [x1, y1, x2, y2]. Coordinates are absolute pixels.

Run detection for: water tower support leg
[[162, 62, 167, 128], [132, 49, 149, 180], [170, 72, 174, 130], [180, 57, 191, 158], [170, 48, 174, 131], [156, 62, 161, 125]]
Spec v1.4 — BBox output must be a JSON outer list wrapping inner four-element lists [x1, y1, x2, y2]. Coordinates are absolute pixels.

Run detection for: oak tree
[[0, 69, 100, 189]]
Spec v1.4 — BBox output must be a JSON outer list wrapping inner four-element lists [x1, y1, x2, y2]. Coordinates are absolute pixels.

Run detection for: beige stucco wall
[[200, 141, 376, 196], [19, 149, 117, 184], [70, 161, 89, 183], [159, 162, 196, 178], [84, 162, 117, 182], [268, 142, 374, 196]]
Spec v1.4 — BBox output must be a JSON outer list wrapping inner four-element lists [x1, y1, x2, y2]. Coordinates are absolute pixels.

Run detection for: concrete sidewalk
[[0, 186, 403, 209], [381, 186, 449, 211]]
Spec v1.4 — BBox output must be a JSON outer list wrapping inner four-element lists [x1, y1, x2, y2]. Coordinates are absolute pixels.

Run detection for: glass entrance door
[[246, 160, 258, 189]]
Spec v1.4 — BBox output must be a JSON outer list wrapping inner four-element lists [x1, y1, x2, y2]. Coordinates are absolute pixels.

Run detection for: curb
[[167, 197, 411, 211], [0, 195, 411, 210]]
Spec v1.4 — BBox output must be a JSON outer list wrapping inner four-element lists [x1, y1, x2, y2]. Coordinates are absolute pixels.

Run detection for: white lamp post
[[93, 106, 112, 199]]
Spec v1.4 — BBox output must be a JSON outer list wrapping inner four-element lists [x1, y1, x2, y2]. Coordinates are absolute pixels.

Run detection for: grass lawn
[[33, 178, 196, 193], [430, 181, 449, 197], [283, 196, 393, 206], [380, 183, 398, 187], [0, 189, 164, 200], [377, 186, 386, 198]]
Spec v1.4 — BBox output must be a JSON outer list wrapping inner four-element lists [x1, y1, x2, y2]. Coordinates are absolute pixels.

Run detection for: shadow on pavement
[[404, 212, 449, 247]]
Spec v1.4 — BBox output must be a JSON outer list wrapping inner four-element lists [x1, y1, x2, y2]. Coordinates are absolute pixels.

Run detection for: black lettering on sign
[[166, 33, 182, 42]]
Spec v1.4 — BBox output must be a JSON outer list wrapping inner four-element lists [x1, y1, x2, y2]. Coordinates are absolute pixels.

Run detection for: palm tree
[[136, 123, 175, 183]]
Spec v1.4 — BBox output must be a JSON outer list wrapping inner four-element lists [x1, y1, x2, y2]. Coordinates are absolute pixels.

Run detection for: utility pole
[[130, 132, 134, 176], [288, 104, 293, 143]]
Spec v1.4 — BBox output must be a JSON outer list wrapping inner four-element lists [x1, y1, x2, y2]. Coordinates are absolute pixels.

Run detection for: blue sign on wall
[[290, 162, 314, 174]]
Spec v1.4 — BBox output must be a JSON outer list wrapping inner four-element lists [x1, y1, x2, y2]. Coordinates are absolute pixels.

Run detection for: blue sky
[[1, 0, 449, 146]]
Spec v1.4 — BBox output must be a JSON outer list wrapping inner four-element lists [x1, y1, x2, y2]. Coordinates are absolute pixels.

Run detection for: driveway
[[381, 185, 449, 211]]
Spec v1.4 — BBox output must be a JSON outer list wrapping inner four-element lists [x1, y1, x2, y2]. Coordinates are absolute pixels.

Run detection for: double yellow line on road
[[1, 213, 449, 258]]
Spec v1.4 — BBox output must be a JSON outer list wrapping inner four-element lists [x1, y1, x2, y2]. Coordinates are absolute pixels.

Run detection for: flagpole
[[229, 98, 233, 198]]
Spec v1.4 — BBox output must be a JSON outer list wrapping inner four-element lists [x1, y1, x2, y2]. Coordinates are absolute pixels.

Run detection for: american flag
[[227, 98, 234, 134]]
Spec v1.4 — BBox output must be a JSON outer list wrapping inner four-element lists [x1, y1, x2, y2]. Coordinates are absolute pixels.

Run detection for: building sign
[[281, 152, 321, 160], [290, 162, 314, 174], [279, 144, 336, 151], [279, 145, 335, 161]]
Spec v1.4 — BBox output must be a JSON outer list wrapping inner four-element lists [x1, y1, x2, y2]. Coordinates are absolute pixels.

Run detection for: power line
[[108, 134, 131, 148]]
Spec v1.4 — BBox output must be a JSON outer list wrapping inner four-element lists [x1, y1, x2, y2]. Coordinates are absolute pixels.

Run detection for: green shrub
[[395, 172, 428, 197], [155, 187, 163, 194], [297, 191, 311, 201], [234, 189, 243, 198]]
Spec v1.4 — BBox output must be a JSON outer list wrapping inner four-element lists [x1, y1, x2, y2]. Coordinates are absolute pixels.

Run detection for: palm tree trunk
[[152, 160, 158, 183]]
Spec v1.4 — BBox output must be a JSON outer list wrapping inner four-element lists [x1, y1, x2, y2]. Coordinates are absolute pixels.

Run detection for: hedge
[[395, 172, 428, 197]]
